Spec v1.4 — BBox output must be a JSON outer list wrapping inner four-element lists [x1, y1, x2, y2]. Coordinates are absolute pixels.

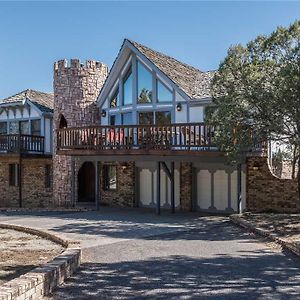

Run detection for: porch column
[[71, 157, 76, 207], [156, 161, 161, 215], [95, 161, 100, 210]]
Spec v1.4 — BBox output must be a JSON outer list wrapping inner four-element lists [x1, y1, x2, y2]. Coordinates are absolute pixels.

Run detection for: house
[[1, 40, 296, 213], [0, 89, 53, 207], [53, 39, 247, 213]]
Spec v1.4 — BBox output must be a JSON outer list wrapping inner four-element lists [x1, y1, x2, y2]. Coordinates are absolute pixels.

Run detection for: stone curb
[[230, 215, 300, 257], [0, 208, 91, 213], [0, 224, 81, 300]]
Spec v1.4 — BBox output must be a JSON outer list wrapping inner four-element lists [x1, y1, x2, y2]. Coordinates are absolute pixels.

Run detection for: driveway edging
[[0, 223, 81, 300], [230, 214, 300, 257]]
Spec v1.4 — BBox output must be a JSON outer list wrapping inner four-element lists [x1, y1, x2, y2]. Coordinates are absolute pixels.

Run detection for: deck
[[0, 134, 45, 154], [56, 123, 223, 157]]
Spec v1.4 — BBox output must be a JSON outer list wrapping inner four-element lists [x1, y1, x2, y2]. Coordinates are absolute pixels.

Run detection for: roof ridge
[[126, 39, 204, 73]]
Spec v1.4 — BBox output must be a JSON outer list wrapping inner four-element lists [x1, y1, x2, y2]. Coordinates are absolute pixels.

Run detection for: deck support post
[[71, 157, 76, 208], [237, 163, 242, 214], [161, 161, 175, 213], [170, 161, 175, 214], [95, 161, 100, 210], [156, 161, 161, 215]]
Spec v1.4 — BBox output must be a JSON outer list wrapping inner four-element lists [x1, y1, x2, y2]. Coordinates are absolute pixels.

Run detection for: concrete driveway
[[0, 208, 299, 299]]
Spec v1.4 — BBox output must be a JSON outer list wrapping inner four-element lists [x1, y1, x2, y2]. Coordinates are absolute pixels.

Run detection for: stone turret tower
[[53, 59, 108, 206]]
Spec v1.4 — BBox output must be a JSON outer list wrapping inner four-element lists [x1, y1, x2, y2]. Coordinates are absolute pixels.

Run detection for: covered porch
[[69, 155, 246, 215]]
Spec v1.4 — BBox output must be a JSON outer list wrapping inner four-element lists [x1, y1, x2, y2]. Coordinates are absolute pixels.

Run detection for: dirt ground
[[0, 229, 64, 285], [240, 213, 300, 243]]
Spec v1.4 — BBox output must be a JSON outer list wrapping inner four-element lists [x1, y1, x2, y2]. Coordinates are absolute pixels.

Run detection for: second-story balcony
[[57, 123, 221, 157], [0, 134, 45, 154]]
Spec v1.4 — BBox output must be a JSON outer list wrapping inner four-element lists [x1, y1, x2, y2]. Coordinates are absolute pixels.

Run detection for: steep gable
[[127, 39, 215, 99], [0, 89, 54, 113]]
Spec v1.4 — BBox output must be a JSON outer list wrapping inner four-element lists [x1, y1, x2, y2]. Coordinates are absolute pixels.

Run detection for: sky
[[0, 1, 300, 99]]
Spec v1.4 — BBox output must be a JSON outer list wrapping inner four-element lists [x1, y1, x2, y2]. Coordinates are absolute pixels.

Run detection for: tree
[[207, 20, 300, 199]]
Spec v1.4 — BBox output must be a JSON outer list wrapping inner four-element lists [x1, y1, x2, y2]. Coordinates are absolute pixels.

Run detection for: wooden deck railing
[[57, 123, 216, 152], [0, 134, 45, 153]]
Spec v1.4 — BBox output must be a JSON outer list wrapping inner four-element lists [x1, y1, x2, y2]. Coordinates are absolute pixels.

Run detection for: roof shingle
[[128, 39, 215, 99], [0, 89, 54, 113]]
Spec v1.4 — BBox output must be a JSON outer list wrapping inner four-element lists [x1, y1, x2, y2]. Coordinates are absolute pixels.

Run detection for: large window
[[9, 164, 19, 187], [9, 121, 29, 134], [123, 69, 133, 105], [0, 122, 7, 134], [122, 112, 132, 125], [110, 114, 121, 126], [31, 119, 41, 136], [157, 80, 172, 102], [139, 112, 154, 125], [110, 89, 119, 108], [103, 165, 117, 191], [137, 61, 152, 104], [156, 111, 171, 125]]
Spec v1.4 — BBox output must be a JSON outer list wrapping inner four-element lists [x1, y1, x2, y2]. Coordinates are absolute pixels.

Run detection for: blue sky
[[0, 1, 300, 98]]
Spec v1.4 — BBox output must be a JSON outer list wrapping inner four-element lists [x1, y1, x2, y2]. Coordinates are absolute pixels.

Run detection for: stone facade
[[180, 162, 193, 211], [53, 59, 108, 206], [0, 156, 53, 208], [246, 156, 300, 213], [99, 161, 136, 207]]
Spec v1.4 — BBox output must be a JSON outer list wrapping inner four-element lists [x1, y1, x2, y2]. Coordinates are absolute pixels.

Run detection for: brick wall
[[100, 162, 136, 207], [180, 162, 193, 211], [247, 156, 300, 213], [0, 156, 53, 208]]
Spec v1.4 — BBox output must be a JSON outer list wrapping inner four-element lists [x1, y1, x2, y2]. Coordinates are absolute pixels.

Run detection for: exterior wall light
[[101, 109, 107, 118], [176, 103, 182, 112]]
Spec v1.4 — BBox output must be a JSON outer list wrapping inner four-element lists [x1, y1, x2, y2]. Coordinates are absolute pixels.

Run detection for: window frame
[[31, 119, 41, 136], [122, 67, 133, 106], [110, 88, 120, 108], [137, 60, 153, 104], [0, 122, 7, 135], [102, 164, 117, 191], [157, 79, 173, 103], [9, 163, 19, 187]]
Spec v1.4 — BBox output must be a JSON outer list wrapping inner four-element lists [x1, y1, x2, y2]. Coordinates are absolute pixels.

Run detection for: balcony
[[0, 134, 45, 154], [57, 123, 221, 157]]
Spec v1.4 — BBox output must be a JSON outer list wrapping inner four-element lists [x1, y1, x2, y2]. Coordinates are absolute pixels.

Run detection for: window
[[156, 111, 171, 125], [122, 112, 132, 125], [59, 115, 67, 129], [137, 61, 152, 103], [9, 164, 19, 187], [31, 120, 41, 136], [157, 80, 172, 102], [20, 121, 29, 134], [110, 90, 119, 108], [123, 69, 133, 105], [0, 122, 7, 134], [45, 164, 52, 188], [9, 121, 19, 134], [110, 115, 121, 126], [103, 165, 117, 190], [139, 112, 154, 125]]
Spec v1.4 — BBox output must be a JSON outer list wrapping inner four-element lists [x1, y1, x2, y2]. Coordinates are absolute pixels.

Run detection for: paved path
[[0, 208, 299, 299]]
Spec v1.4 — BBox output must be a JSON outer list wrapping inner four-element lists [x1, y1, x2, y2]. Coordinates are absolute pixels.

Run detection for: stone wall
[[180, 162, 193, 211], [99, 162, 136, 207], [0, 156, 53, 208], [246, 156, 300, 213], [53, 59, 108, 207]]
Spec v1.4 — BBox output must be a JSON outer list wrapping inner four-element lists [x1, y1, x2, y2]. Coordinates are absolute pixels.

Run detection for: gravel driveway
[[0, 208, 299, 299]]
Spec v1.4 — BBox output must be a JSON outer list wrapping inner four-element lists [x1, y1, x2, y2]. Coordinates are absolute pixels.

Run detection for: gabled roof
[[0, 89, 54, 113], [127, 39, 215, 99]]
